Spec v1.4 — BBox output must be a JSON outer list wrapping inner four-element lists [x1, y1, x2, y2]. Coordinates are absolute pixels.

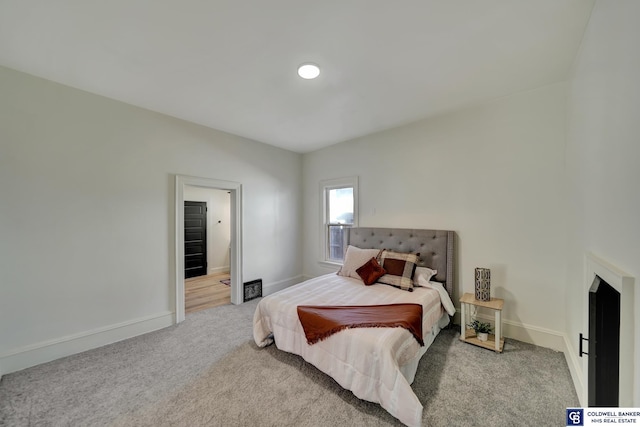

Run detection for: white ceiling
[[0, 1, 594, 153]]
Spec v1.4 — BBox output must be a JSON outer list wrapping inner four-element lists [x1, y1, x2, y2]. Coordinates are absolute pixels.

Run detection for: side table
[[459, 292, 504, 352]]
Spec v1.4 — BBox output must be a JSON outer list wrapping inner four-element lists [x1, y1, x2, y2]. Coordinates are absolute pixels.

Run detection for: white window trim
[[319, 176, 358, 266]]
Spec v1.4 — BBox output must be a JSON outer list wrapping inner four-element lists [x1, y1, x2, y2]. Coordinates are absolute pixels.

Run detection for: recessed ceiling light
[[297, 63, 320, 79]]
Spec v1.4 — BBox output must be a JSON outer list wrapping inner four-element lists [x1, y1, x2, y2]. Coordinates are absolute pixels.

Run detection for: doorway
[[184, 187, 232, 313], [175, 175, 243, 324]]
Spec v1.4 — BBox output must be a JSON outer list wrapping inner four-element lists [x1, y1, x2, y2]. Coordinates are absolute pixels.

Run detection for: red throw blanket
[[297, 303, 424, 346]]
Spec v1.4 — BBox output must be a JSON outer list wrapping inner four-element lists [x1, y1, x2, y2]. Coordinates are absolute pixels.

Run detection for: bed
[[253, 228, 455, 427]]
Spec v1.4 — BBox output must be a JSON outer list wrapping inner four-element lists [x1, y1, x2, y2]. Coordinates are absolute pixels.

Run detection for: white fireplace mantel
[[584, 252, 635, 407]]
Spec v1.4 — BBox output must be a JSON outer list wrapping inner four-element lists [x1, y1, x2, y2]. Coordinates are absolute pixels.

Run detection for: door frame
[[175, 175, 243, 323]]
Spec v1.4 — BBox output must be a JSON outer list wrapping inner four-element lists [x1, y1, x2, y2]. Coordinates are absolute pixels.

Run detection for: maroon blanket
[[296, 303, 424, 346]]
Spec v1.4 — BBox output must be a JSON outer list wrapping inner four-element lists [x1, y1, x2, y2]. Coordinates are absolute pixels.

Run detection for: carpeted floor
[[0, 299, 578, 426]]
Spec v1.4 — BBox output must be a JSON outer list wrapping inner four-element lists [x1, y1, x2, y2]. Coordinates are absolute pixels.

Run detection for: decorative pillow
[[413, 266, 438, 287], [356, 257, 387, 286], [337, 246, 382, 280], [377, 250, 420, 291]]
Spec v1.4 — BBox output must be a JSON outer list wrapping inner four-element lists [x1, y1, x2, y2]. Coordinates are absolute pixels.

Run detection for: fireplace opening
[[588, 275, 620, 407]]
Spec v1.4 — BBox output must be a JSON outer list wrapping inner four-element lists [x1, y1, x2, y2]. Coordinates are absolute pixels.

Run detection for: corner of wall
[[460, 308, 583, 402]]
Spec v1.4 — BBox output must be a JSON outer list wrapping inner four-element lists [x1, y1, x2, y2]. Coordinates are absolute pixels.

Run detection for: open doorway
[[184, 187, 231, 314], [175, 175, 243, 324]]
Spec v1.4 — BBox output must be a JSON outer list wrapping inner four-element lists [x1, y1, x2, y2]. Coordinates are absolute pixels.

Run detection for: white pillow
[[413, 266, 437, 286], [337, 246, 382, 281], [422, 281, 456, 316]]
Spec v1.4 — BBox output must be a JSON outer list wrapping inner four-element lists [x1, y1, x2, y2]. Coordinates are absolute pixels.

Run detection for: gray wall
[[0, 66, 303, 372], [303, 83, 568, 342], [565, 0, 640, 406]]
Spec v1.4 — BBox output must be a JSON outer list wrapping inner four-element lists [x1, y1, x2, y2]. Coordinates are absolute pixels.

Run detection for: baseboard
[[562, 333, 585, 406], [209, 266, 230, 274], [0, 311, 174, 375], [501, 319, 567, 351], [262, 275, 305, 296], [456, 310, 566, 350]]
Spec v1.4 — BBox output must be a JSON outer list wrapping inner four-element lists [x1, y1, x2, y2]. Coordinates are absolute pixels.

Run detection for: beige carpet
[[0, 299, 578, 426], [109, 341, 399, 427]]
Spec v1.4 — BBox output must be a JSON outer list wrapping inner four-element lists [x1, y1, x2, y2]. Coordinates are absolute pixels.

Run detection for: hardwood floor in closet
[[185, 272, 231, 314]]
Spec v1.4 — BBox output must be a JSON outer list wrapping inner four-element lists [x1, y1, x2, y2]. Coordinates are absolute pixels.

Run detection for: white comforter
[[253, 274, 452, 427]]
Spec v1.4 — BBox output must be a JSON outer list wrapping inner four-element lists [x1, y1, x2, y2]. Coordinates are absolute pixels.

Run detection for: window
[[321, 177, 358, 263]]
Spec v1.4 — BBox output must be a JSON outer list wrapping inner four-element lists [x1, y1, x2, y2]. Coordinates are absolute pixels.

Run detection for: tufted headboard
[[347, 228, 455, 297]]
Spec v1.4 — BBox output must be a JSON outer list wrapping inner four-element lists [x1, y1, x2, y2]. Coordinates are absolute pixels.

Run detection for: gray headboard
[[347, 228, 455, 297]]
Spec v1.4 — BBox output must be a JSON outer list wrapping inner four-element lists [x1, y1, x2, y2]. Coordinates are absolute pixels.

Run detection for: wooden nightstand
[[459, 292, 504, 352]]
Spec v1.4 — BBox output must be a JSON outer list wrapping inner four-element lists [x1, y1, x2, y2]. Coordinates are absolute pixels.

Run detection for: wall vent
[[244, 279, 262, 301]]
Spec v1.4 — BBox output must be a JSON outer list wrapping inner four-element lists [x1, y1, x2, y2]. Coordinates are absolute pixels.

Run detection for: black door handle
[[579, 333, 589, 357]]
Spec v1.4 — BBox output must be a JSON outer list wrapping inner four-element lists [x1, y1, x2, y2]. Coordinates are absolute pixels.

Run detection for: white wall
[[0, 65, 303, 374], [303, 83, 568, 345], [184, 186, 231, 273], [565, 0, 640, 405]]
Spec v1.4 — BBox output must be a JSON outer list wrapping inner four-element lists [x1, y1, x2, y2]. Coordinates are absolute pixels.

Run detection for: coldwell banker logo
[[567, 408, 584, 426]]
